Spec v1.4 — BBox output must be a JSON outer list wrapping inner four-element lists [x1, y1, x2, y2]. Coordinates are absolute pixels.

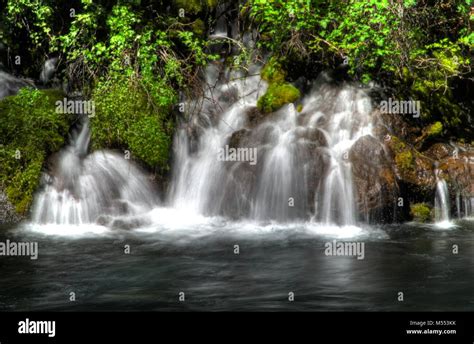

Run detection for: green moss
[[257, 83, 301, 113], [206, 0, 218, 9], [410, 203, 432, 222], [261, 58, 286, 84], [190, 19, 206, 36], [91, 74, 175, 170], [173, 0, 203, 15], [0, 88, 72, 215], [395, 150, 414, 174], [389, 136, 406, 153], [427, 121, 443, 137]]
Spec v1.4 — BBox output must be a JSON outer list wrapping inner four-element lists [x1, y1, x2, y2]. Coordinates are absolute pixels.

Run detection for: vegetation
[[0, 0, 472, 217], [244, 0, 473, 137], [427, 122, 443, 137], [257, 83, 300, 113], [395, 150, 414, 175], [258, 58, 300, 113], [91, 74, 174, 170], [410, 203, 432, 222], [0, 89, 72, 214]]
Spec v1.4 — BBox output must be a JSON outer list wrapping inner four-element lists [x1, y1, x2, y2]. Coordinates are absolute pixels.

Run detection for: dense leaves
[[0, 89, 72, 214], [245, 0, 473, 137]]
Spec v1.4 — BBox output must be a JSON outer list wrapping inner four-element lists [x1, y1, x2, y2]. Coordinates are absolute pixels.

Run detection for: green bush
[[410, 203, 431, 222], [0, 88, 72, 214]]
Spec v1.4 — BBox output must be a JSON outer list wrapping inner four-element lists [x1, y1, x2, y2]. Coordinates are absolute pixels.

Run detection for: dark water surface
[[0, 220, 473, 311]]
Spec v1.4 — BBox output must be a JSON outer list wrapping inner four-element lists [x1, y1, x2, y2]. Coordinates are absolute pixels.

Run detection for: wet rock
[[350, 135, 398, 222], [111, 217, 146, 230], [439, 151, 474, 198], [385, 136, 435, 190], [372, 109, 416, 142], [245, 106, 267, 128]]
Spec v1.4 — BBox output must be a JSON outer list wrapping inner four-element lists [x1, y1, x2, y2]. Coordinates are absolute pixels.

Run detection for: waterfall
[[0, 71, 31, 100], [310, 83, 373, 225], [171, 67, 374, 225], [462, 196, 474, 218], [434, 172, 451, 225], [170, 63, 265, 215], [32, 118, 157, 225]]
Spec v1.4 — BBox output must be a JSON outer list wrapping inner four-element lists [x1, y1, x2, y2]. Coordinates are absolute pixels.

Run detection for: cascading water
[[434, 170, 451, 226], [32, 118, 157, 226], [305, 81, 373, 225], [171, 68, 374, 225], [170, 62, 266, 215]]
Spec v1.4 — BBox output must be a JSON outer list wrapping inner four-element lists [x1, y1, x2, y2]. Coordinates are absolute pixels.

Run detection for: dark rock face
[[0, 189, 22, 224], [370, 109, 474, 221], [439, 151, 474, 199], [350, 135, 398, 222]]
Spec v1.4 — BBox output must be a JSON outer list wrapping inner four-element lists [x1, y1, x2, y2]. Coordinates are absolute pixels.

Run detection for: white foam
[[21, 223, 110, 238], [21, 206, 383, 240]]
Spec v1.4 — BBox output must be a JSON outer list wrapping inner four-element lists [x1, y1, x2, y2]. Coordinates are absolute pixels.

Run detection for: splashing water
[[434, 173, 453, 228], [32, 119, 157, 225], [171, 68, 374, 226]]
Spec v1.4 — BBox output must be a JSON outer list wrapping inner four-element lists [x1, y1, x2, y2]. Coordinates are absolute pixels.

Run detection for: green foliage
[[173, 0, 203, 15], [410, 203, 432, 222], [395, 150, 414, 174], [258, 57, 300, 113], [245, 0, 472, 136], [0, 88, 72, 214], [261, 58, 286, 84], [91, 74, 175, 170], [3, 0, 53, 47], [257, 83, 300, 113], [427, 122, 443, 137]]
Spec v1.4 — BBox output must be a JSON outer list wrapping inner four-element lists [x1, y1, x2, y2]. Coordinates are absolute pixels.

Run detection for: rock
[[257, 83, 300, 113], [0, 189, 22, 224], [423, 143, 453, 161], [245, 106, 267, 128], [350, 135, 398, 222], [439, 151, 474, 198], [372, 109, 417, 142], [385, 136, 436, 190]]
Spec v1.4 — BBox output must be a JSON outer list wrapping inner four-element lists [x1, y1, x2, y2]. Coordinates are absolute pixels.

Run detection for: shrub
[[410, 203, 431, 222], [0, 88, 72, 214]]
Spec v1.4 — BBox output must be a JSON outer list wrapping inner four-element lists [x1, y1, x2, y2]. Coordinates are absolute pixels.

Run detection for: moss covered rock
[[410, 203, 432, 222], [0, 88, 72, 215], [190, 19, 206, 36], [91, 74, 175, 170], [387, 136, 435, 189], [257, 83, 300, 113], [173, 0, 203, 15], [173, 0, 217, 15], [261, 58, 286, 84]]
